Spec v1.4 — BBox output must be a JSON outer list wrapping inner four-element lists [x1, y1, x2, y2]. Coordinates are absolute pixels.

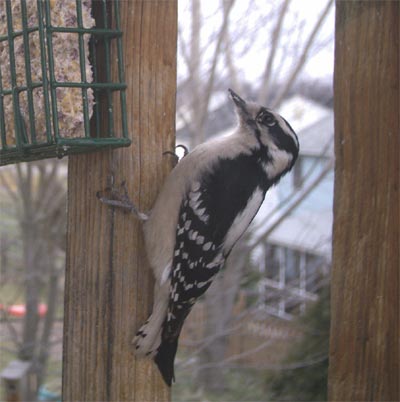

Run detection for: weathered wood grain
[[62, 1, 177, 400], [328, 2, 399, 401]]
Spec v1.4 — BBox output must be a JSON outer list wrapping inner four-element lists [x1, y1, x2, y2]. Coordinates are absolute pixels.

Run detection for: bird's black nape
[[154, 338, 179, 387]]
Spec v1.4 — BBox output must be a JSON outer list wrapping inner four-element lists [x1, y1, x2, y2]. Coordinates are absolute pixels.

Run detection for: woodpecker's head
[[229, 88, 299, 174]]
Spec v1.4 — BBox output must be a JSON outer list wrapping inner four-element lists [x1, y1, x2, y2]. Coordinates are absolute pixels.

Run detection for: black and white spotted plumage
[[133, 89, 299, 386]]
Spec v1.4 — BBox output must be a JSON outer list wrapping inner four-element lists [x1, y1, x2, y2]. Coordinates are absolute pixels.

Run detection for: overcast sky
[[178, 0, 335, 86]]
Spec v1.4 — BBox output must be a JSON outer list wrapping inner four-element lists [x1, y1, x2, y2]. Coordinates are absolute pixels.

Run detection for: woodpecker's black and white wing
[[154, 152, 269, 385]]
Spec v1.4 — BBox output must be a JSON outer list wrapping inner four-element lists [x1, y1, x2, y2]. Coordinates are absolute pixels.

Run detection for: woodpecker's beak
[[228, 88, 246, 109], [228, 88, 254, 126]]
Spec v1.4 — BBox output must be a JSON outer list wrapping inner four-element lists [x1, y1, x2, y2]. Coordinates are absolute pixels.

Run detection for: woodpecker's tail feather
[[154, 338, 178, 387]]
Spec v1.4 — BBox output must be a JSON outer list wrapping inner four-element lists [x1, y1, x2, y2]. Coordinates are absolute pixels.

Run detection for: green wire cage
[[0, 0, 130, 166]]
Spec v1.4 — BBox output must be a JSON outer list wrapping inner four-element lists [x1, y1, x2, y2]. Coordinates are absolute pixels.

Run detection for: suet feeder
[[0, 0, 130, 166]]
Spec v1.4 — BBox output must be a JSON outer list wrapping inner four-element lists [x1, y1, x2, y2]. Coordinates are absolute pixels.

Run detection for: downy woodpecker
[[132, 89, 299, 386]]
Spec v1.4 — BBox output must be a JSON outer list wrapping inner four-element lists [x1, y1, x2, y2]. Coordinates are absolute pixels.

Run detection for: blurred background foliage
[[265, 285, 330, 401]]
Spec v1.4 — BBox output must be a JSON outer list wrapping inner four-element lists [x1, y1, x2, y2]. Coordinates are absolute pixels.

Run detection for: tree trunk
[[328, 2, 399, 400], [19, 167, 40, 363], [62, 1, 177, 400], [36, 267, 59, 389]]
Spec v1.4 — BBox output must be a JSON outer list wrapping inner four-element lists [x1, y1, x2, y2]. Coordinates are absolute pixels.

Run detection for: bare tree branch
[[178, 24, 191, 69], [222, 0, 242, 93], [271, 0, 334, 108], [0, 170, 19, 203], [201, 0, 235, 108], [194, 353, 328, 371], [0, 310, 21, 349], [258, 0, 291, 103], [192, 0, 236, 146]]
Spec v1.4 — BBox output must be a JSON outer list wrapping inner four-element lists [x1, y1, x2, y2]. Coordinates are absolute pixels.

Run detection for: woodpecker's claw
[[176, 144, 189, 157], [163, 144, 189, 166], [97, 181, 148, 221]]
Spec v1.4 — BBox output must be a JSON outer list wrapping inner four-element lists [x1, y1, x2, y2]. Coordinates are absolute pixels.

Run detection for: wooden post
[[328, 2, 399, 401], [62, 1, 177, 401]]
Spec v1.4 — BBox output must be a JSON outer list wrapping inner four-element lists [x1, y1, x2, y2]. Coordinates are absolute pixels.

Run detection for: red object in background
[[0, 303, 48, 317]]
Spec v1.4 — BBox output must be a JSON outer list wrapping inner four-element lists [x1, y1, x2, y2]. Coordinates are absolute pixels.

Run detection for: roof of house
[[298, 114, 334, 157], [264, 211, 332, 258], [251, 194, 333, 260]]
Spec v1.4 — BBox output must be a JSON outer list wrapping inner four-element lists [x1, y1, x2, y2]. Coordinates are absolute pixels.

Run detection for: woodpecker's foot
[[97, 180, 148, 221], [163, 144, 189, 166]]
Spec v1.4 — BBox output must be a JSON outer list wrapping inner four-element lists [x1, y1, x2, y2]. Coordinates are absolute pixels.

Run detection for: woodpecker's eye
[[258, 111, 276, 127], [265, 115, 276, 126]]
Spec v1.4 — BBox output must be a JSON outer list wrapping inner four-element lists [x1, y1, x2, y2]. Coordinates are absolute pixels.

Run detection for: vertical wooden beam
[[329, 1, 399, 401], [62, 1, 177, 400]]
